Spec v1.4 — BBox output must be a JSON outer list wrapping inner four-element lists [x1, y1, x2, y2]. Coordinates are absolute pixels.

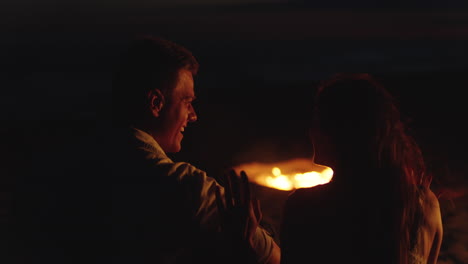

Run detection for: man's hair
[[112, 35, 199, 126]]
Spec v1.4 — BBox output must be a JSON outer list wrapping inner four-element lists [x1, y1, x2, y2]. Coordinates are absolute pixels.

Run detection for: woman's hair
[[313, 73, 432, 263]]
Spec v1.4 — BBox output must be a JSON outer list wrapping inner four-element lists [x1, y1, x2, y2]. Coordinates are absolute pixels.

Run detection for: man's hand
[[215, 170, 262, 262]]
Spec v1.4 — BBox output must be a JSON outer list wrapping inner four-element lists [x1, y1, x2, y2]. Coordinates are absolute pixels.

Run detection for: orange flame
[[233, 158, 334, 191]]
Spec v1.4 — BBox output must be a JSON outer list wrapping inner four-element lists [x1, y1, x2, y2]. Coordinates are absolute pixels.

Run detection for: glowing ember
[[233, 158, 334, 191]]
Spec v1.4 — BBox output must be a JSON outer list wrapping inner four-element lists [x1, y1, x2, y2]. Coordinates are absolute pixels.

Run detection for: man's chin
[[168, 144, 182, 153]]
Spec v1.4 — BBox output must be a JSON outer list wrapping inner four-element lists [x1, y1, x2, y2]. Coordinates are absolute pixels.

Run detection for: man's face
[[154, 69, 197, 153]]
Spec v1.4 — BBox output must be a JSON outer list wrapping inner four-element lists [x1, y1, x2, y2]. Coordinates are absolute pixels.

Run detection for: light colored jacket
[[112, 127, 274, 264]]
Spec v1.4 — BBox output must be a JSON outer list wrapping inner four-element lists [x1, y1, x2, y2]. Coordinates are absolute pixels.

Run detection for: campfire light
[[263, 166, 333, 191], [233, 158, 334, 191]]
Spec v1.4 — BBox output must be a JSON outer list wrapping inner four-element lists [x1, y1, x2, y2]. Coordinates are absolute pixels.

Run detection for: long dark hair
[[313, 73, 432, 263]]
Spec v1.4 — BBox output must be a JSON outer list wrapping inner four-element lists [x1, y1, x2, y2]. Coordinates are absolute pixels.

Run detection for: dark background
[[1, 1, 467, 263]]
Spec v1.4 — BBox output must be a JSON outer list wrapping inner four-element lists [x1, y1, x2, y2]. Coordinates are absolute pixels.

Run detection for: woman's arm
[[425, 188, 443, 264]]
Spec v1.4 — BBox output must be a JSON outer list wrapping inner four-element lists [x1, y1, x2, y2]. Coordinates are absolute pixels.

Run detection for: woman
[[279, 73, 443, 264]]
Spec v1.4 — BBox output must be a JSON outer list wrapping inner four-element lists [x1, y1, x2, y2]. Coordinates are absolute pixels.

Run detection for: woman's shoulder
[[419, 186, 441, 211], [415, 186, 443, 264], [282, 184, 337, 226], [418, 186, 442, 229], [287, 183, 331, 201], [284, 183, 346, 213]]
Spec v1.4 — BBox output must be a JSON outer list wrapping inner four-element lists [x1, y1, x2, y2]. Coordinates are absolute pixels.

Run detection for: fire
[[233, 158, 334, 191], [261, 166, 333, 191]]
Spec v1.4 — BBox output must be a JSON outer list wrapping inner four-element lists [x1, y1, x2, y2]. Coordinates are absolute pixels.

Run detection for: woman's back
[[280, 175, 397, 264], [280, 181, 442, 264]]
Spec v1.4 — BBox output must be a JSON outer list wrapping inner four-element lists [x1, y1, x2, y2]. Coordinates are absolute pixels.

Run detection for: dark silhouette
[[111, 35, 280, 264], [279, 73, 443, 264]]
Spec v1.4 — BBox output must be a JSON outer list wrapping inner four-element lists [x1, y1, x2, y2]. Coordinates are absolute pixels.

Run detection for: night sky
[[1, 1, 468, 263]]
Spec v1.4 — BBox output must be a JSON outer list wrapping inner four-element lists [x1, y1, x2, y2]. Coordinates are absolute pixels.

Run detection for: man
[[111, 35, 280, 264]]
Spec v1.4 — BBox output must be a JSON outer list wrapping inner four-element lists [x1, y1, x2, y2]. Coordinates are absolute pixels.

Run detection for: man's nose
[[188, 107, 197, 122]]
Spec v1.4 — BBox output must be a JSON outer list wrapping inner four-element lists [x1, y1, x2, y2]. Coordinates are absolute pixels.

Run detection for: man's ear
[[148, 89, 165, 117]]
